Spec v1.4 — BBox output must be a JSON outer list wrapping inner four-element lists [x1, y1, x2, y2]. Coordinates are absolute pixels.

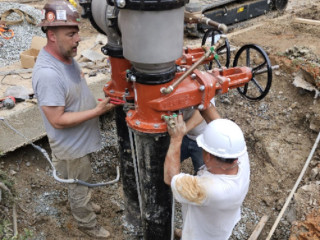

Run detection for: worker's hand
[[165, 114, 187, 141], [95, 97, 115, 115]]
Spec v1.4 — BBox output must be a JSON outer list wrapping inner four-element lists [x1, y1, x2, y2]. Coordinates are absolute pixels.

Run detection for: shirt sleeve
[[34, 68, 66, 107], [171, 173, 208, 206], [210, 98, 215, 106]]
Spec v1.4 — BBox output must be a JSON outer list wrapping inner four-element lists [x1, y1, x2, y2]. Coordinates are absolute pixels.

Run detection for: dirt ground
[[1, 0, 320, 240]]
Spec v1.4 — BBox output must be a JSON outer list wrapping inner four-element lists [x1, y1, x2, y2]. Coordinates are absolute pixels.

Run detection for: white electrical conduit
[[266, 130, 320, 240], [0, 117, 120, 187], [128, 128, 143, 221]]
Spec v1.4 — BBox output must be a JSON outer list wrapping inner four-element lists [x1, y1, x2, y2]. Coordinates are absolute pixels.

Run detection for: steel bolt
[[154, 124, 159, 129], [127, 112, 132, 117], [198, 104, 204, 110], [191, 73, 196, 79], [199, 85, 205, 91], [130, 75, 136, 82], [110, 90, 115, 93], [117, 0, 126, 8], [135, 120, 140, 125], [101, 47, 108, 55]]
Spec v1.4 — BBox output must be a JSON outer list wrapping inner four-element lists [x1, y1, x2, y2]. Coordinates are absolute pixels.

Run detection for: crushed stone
[[0, 2, 45, 68]]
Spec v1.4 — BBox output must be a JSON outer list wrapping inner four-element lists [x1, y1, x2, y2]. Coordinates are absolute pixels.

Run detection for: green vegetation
[[0, 171, 33, 240], [0, 221, 33, 240], [276, 51, 286, 57], [291, 58, 304, 67]]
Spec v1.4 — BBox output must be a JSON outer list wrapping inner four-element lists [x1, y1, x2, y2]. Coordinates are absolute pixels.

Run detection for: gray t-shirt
[[32, 49, 101, 160]]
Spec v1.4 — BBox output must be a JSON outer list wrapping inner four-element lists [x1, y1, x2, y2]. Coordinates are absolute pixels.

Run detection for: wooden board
[[293, 17, 320, 26]]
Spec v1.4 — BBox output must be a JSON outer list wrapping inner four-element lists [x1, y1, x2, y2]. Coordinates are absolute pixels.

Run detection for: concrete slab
[[0, 34, 111, 155]]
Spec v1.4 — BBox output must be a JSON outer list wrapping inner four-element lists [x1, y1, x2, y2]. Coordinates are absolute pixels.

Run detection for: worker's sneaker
[[91, 202, 101, 214], [79, 225, 110, 239]]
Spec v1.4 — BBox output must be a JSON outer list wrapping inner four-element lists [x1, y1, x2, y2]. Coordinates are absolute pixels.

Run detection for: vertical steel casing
[[118, 7, 184, 73]]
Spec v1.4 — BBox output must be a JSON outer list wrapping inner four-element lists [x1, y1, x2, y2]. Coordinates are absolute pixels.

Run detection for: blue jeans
[[180, 135, 204, 174]]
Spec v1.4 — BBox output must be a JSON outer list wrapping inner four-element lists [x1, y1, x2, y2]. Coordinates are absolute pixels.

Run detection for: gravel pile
[[231, 207, 260, 239], [34, 190, 66, 223], [0, 2, 45, 68]]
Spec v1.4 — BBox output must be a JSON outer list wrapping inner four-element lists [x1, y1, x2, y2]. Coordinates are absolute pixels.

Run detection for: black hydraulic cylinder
[[133, 131, 172, 240]]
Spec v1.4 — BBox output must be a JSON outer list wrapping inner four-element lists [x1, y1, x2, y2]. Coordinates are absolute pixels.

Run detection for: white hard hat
[[196, 119, 247, 159]]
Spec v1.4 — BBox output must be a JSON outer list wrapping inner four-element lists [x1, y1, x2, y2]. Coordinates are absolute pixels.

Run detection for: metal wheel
[[272, 0, 288, 10], [201, 29, 230, 69], [233, 44, 272, 101]]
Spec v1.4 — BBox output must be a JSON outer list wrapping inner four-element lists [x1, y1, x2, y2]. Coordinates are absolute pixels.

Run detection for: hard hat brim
[[37, 21, 80, 27]]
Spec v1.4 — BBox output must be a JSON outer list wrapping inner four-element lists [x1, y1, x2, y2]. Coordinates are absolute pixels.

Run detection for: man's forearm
[[41, 99, 113, 129], [200, 105, 221, 123], [52, 108, 100, 128], [185, 110, 204, 132], [164, 138, 182, 185], [41, 106, 101, 129]]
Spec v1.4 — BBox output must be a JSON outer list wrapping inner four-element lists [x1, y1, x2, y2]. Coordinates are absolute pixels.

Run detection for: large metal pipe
[[132, 131, 172, 239], [84, 1, 184, 238], [84, 1, 142, 234], [118, 7, 184, 74], [90, 0, 108, 33], [115, 107, 142, 236]]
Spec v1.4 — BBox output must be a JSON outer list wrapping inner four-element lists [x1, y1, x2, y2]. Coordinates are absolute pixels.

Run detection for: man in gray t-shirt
[[32, 1, 113, 238]]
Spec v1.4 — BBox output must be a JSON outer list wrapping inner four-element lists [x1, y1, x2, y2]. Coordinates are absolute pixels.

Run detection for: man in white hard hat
[[180, 99, 220, 174], [164, 115, 250, 240]]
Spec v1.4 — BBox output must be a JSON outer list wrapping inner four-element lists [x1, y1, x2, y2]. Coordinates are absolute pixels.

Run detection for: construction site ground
[[1, 0, 320, 239]]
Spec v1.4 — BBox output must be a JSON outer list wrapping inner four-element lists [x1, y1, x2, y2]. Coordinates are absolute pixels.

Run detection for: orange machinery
[[103, 44, 269, 133]]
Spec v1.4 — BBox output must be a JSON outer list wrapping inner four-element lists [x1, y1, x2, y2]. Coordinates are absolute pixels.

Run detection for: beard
[[60, 44, 78, 59]]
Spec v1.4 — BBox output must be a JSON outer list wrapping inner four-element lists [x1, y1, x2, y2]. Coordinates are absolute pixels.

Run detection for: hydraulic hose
[[184, 11, 228, 33], [0, 117, 120, 187]]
